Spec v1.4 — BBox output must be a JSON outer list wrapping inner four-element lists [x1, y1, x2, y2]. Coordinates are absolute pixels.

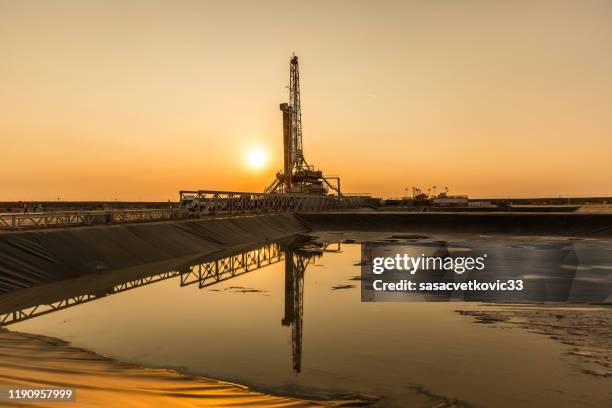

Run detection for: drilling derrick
[[265, 55, 341, 195]]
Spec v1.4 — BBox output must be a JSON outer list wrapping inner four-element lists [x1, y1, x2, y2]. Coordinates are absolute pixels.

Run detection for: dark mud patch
[[389, 234, 430, 240], [224, 286, 268, 294], [407, 384, 470, 408], [331, 284, 356, 291], [457, 305, 612, 379], [456, 310, 510, 324]]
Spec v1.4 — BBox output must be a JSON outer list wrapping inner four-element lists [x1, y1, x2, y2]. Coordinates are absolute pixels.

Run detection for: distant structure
[[265, 55, 341, 195], [431, 191, 469, 207], [396, 186, 469, 207]]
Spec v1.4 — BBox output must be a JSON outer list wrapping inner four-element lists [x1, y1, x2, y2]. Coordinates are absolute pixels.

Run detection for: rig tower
[[265, 55, 341, 195]]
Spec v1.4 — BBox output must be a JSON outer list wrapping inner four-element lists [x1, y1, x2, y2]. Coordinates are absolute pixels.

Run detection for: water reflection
[[281, 242, 331, 372], [1, 235, 611, 408], [1, 235, 610, 380], [361, 240, 455, 302], [0, 239, 338, 374], [360, 238, 612, 303], [179, 244, 285, 288], [0, 243, 279, 325]]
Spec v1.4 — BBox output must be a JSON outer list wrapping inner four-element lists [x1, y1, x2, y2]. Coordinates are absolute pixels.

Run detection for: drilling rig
[[265, 55, 341, 195]]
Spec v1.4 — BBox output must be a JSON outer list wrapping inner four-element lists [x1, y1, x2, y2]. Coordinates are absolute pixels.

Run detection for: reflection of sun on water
[[246, 147, 268, 170]]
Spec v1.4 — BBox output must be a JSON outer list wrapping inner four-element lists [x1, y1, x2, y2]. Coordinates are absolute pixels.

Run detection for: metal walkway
[[0, 208, 188, 231], [179, 190, 377, 213], [1, 190, 377, 231]]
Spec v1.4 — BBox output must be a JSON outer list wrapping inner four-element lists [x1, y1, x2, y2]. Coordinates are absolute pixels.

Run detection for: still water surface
[[11, 234, 612, 407]]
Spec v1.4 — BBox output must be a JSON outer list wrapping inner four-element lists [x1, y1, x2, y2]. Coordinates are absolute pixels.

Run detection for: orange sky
[[1, 0, 611, 200]]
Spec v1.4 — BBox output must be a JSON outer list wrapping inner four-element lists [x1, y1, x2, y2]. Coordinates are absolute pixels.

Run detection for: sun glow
[[246, 147, 268, 170]]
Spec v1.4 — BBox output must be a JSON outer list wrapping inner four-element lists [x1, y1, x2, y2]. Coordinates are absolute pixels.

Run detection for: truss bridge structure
[[179, 189, 376, 214], [0, 208, 188, 231]]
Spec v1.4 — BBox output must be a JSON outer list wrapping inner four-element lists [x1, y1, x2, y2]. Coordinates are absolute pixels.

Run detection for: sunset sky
[[1, 0, 611, 200]]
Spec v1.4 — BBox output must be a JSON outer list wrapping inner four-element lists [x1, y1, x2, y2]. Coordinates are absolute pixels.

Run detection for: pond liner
[[0, 213, 307, 293]]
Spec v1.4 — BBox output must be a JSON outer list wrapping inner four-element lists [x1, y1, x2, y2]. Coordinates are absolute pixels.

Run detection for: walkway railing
[[179, 190, 378, 214], [0, 190, 378, 231], [0, 208, 189, 231]]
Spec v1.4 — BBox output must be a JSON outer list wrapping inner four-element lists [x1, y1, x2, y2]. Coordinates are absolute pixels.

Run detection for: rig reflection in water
[[0, 239, 339, 374], [1, 235, 609, 376]]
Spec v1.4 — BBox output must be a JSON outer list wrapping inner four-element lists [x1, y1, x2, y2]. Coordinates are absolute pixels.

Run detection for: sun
[[246, 147, 268, 170]]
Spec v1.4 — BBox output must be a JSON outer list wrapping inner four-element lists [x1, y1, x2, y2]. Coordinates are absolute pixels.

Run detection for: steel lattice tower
[[265, 55, 341, 196], [289, 55, 307, 172]]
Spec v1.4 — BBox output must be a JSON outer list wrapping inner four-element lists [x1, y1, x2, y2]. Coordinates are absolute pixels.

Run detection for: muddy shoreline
[[457, 304, 612, 379]]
